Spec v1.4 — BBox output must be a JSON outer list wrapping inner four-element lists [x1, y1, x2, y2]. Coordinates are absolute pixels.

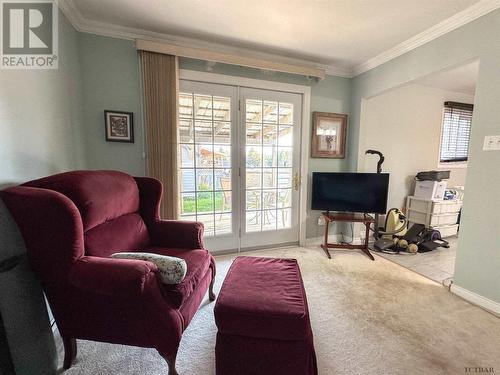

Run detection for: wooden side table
[[321, 212, 375, 260]]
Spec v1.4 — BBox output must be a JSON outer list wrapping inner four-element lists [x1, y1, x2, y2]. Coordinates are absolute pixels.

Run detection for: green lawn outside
[[182, 192, 228, 214]]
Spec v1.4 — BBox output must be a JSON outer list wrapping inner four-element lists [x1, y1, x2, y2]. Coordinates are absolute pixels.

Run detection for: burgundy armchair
[[0, 170, 216, 375]]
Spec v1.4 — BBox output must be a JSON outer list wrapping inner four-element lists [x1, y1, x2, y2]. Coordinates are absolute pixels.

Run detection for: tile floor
[[375, 236, 458, 284]]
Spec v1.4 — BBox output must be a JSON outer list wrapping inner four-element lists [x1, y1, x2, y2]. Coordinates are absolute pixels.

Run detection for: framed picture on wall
[[104, 110, 134, 143], [311, 112, 347, 158]]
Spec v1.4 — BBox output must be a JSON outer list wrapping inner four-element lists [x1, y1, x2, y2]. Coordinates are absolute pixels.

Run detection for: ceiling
[[416, 61, 479, 95], [63, 0, 499, 76]]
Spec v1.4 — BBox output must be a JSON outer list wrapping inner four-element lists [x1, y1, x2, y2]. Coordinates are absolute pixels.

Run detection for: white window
[[439, 101, 473, 164]]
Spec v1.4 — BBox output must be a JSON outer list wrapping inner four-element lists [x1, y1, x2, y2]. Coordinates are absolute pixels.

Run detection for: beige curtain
[[140, 51, 179, 219]]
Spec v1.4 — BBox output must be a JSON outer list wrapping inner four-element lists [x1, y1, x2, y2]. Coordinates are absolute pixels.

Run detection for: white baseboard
[[450, 284, 500, 317]]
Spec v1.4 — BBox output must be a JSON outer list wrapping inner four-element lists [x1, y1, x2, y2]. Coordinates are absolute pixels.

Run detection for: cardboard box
[[414, 180, 447, 200]]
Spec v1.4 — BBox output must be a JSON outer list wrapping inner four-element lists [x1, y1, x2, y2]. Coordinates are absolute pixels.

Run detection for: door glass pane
[[214, 169, 231, 190], [246, 191, 261, 210], [179, 119, 194, 143], [277, 208, 291, 229], [263, 101, 278, 123], [278, 126, 293, 146], [278, 168, 293, 188], [194, 95, 212, 119], [246, 146, 262, 168], [279, 102, 293, 125], [245, 99, 294, 232], [178, 92, 232, 237], [181, 193, 196, 215], [278, 147, 292, 167], [263, 168, 277, 188], [262, 210, 277, 230], [215, 191, 231, 212], [180, 169, 195, 192], [263, 147, 277, 167], [277, 189, 291, 208], [246, 211, 261, 232], [246, 123, 262, 144], [213, 96, 230, 121], [179, 145, 194, 168], [196, 169, 213, 191], [246, 100, 262, 122], [196, 192, 214, 213], [195, 121, 212, 143], [214, 122, 231, 144], [246, 169, 261, 189], [263, 125, 277, 145]]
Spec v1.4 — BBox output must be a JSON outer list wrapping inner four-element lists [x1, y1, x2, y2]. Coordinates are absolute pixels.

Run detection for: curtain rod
[[136, 39, 326, 80]]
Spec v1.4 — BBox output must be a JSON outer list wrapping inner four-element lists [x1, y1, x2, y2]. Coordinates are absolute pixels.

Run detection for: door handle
[[293, 173, 301, 191]]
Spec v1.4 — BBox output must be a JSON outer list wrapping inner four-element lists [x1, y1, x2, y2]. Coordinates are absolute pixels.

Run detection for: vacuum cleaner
[[373, 208, 408, 253], [365, 149, 449, 254], [365, 149, 409, 254]]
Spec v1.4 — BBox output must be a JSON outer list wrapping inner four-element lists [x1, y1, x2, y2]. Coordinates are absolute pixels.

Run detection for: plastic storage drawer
[[406, 196, 462, 214], [407, 209, 459, 227]]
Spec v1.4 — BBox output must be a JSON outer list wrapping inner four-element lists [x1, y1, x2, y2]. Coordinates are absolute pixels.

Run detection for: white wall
[[360, 83, 473, 210]]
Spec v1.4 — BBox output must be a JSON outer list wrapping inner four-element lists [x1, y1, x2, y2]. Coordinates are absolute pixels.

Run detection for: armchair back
[[23, 170, 151, 257]]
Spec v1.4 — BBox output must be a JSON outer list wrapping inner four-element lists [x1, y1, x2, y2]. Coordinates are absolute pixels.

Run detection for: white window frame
[[179, 69, 311, 247]]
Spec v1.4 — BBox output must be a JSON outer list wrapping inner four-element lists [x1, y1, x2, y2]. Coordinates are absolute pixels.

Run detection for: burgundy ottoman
[[214, 256, 318, 375]]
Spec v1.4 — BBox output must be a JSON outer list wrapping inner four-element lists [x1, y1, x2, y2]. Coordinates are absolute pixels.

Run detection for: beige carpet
[[58, 246, 500, 374]]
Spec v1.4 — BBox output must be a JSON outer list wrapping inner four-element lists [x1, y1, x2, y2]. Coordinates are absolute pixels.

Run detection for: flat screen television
[[311, 172, 389, 214]]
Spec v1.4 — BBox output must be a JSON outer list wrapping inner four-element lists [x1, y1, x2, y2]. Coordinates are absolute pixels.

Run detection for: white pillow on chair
[[111, 252, 187, 284]]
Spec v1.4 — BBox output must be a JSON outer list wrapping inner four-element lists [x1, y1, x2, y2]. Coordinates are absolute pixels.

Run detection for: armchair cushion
[[69, 256, 159, 297], [85, 213, 150, 257], [149, 220, 204, 249], [111, 252, 187, 284], [147, 247, 213, 308]]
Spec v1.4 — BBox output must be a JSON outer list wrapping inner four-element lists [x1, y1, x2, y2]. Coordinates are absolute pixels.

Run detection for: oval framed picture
[[104, 110, 134, 143]]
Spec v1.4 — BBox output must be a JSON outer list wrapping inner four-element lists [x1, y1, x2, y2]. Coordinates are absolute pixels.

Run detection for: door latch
[[293, 173, 302, 191]]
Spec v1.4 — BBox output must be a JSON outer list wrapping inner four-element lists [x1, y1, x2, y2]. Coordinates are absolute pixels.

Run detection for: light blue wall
[[79, 34, 145, 176], [352, 9, 500, 303]]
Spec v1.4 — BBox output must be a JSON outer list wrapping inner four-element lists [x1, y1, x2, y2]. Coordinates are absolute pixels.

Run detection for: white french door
[[239, 87, 301, 249], [178, 80, 302, 252]]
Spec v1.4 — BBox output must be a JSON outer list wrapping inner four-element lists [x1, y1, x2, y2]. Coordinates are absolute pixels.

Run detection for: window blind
[[439, 101, 473, 163]]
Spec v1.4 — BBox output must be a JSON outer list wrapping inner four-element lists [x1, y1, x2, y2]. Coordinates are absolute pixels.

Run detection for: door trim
[[179, 69, 311, 247]]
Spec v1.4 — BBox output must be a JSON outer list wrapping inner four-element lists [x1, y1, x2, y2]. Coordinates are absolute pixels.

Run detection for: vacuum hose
[[365, 149, 386, 239], [365, 150, 385, 174]]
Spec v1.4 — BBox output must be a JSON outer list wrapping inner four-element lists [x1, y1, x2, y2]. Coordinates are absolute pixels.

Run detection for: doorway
[[358, 60, 478, 284], [178, 79, 303, 252]]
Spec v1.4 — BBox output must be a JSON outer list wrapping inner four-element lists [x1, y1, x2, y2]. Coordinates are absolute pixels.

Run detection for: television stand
[[321, 212, 375, 260]]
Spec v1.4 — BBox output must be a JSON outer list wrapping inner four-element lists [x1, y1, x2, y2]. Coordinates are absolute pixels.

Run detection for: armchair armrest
[[69, 256, 159, 297], [149, 220, 204, 250]]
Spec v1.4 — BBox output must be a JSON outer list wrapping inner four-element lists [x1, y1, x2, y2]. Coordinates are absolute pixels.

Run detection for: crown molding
[[353, 0, 500, 76], [58, 0, 352, 78], [58, 0, 500, 79]]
